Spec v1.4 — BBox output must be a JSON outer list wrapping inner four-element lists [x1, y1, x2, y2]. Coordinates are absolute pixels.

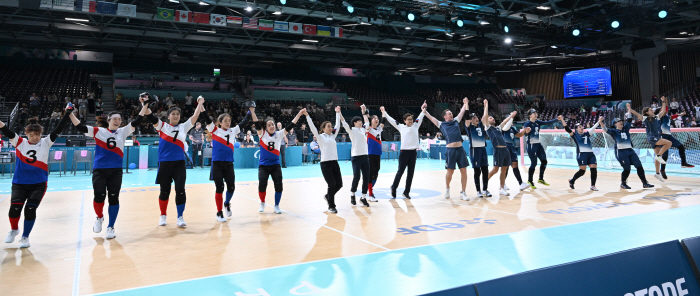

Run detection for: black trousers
[[280, 145, 286, 166], [92, 168, 123, 205], [157, 160, 187, 205], [392, 150, 418, 195], [351, 155, 370, 194], [9, 182, 47, 221], [191, 143, 203, 167], [211, 161, 235, 194], [369, 154, 381, 181], [258, 164, 283, 193], [320, 160, 342, 208]]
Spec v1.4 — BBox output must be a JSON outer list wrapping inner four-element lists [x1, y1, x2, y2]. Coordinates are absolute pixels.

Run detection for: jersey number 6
[[107, 137, 117, 149]]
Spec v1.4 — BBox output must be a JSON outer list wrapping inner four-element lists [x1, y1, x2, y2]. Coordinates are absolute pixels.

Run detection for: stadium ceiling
[[1, 0, 700, 74]]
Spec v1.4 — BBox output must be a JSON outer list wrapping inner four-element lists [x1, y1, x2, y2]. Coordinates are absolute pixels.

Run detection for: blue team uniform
[[440, 120, 469, 170], [466, 122, 488, 167], [643, 115, 662, 145], [485, 125, 511, 167], [523, 119, 558, 166], [607, 122, 643, 171], [658, 115, 683, 148], [571, 131, 597, 166], [503, 126, 519, 163]]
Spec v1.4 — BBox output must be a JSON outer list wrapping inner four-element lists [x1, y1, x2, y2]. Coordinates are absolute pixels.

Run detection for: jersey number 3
[[25, 150, 37, 163]]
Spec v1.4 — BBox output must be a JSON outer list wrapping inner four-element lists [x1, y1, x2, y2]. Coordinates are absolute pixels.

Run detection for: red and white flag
[[175, 10, 191, 22], [303, 24, 316, 35], [289, 22, 302, 34]]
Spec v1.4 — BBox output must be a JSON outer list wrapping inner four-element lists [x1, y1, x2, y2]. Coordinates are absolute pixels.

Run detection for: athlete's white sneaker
[[368, 196, 378, 202], [216, 212, 226, 223], [258, 202, 266, 213], [499, 188, 509, 196], [93, 217, 104, 233], [274, 205, 282, 214], [158, 215, 167, 226], [176, 216, 187, 227], [655, 155, 667, 164], [105, 227, 116, 239], [484, 190, 493, 197], [460, 192, 469, 201], [504, 185, 510, 191], [5, 230, 19, 243], [590, 186, 599, 191], [519, 182, 530, 190], [654, 173, 665, 183], [224, 203, 232, 217], [477, 191, 484, 198], [18, 236, 30, 248], [445, 190, 451, 199]]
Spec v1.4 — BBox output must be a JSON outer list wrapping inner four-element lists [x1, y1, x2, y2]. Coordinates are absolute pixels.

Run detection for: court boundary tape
[[88, 201, 700, 296], [72, 190, 86, 296]]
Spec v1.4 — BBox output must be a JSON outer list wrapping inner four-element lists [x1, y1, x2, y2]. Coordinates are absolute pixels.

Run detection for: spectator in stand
[[150, 77, 156, 88], [188, 122, 205, 167], [115, 91, 123, 101], [184, 92, 194, 113], [690, 117, 698, 127], [651, 93, 659, 105], [157, 79, 164, 89], [164, 93, 174, 107], [131, 135, 141, 146], [670, 98, 679, 114], [95, 98, 104, 117], [49, 108, 62, 127], [29, 93, 39, 115], [275, 80, 282, 86], [242, 132, 255, 147], [97, 83, 103, 99], [77, 95, 88, 122], [591, 105, 597, 117], [18, 104, 29, 126], [298, 122, 310, 143], [287, 128, 297, 146], [671, 112, 686, 128], [338, 134, 348, 142]]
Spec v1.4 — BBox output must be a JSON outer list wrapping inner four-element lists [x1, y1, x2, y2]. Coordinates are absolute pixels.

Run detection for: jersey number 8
[[267, 142, 275, 151]]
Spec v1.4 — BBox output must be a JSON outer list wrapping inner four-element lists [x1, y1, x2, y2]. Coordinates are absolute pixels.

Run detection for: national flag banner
[[331, 27, 344, 37], [40, 0, 52, 9], [175, 10, 191, 22], [117, 3, 137, 17], [192, 12, 210, 24], [75, 0, 96, 12], [242, 17, 258, 29], [303, 24, 316, 35], [317, 25, 331, 36], [289, 22, 302, 34], [96, 2, 117, 15], [210, 14, 226, 26], [258, 19, 274, 31], [273, 21, 289, 32], [227, 16, 242, 26], [52, 0, 74, 10], [156, 8, 175, 20]]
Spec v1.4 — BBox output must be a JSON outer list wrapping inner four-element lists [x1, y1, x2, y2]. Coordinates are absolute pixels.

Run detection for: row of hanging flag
[[156, 8, 344, 37], [38, 1, 344, 38]]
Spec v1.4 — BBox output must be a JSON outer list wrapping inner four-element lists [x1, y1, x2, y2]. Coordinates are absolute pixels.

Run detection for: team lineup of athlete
[[0, 95, 695, 248]]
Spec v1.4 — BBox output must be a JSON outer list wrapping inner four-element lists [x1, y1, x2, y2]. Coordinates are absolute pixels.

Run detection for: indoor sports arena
[[1, 0, 700, 295]]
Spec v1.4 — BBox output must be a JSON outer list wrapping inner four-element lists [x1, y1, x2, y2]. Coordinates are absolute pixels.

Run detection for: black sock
[[512, 167, 523, 184], [661, 154, 668, 171], [590, 168, 597, 186], [679, 145, 688, 164], [636, 167, 648, 184], [571, 169, 585, 182], [539, 165, 547, 180], [481, 166, 489, 191], [528, 166, 536, 183], [621, 170, 630, 183], [474, 169, 482, 192]]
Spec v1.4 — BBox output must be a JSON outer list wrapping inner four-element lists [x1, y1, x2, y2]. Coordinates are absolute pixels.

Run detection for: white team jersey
[[86, 123, 134, 169], [155, 119, 193, 162], [11, 136, 54, 184], [258, 130, 285, 166], [207, 123, 241, 162]]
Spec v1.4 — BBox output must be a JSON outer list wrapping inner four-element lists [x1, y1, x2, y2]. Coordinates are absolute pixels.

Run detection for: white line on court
[[0, 194, 10, 203], [234, 192, 391, 251], [72, 190, 86, 296]]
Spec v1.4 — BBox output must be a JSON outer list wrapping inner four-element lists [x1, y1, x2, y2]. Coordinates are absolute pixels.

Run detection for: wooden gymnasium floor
[[1, 159, 699, 296]]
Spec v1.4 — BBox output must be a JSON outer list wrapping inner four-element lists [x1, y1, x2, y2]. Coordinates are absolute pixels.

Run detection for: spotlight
[[551, 45, 558, 48], [658, 10, 667, 18], [504, 37, 512, 44], [326, 15, 333, 21], [457, 20, 463, 27], [405, 25, 411, 30], [347, 6, 354, 13], [504, 25, 509, 33], [408, 13, 415, 21], [199, 1, 209, 5], [245, 6, 253, 11], [611, 21, 619, 28], [273, 10, 282, 15], [479, 20, 489, 25], [280, 0, 286, 4], [536, 6, 550, 10], [572, 29, 580, 36]]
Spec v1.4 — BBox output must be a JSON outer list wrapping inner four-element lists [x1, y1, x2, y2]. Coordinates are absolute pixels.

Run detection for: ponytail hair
[[25, 117, 43, 135]]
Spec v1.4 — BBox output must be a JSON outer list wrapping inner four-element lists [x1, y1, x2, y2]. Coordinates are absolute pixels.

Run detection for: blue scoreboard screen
[[563, 67, 612, 98]]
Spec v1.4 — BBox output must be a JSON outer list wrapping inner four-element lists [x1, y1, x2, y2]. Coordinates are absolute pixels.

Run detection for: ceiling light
[[457, 20, 463, 27], [520, 59, 526, 62], [611, 21, 619, 28], [392, 48, 402, 51], [199, 1, 209, 5], [168, 0, 179, 3], [408, 13, 415, 21], [572, 29, 580, 36], [658, 10, 667, 18], [65, 18, 89, 22], [504, 25, 509, 33], [197, 30, 216, 33], [551, 45, 558, 48], [273, 10, 282, 15], [536, 6, 550, 10], [504, 37, 512, 44], [326, 15, 333, 20], [479, 20, 489, 25], [302, 39, 319, 43], [679, 31, 688, 35], [245, 6, 253, 11], [347, 6, 354, 13], [405, 25, 411, 30], [280, 0, 286, 4]]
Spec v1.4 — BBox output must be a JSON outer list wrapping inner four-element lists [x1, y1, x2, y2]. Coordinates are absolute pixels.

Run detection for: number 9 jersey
[[10, 136, 54, 184], [85, 124, 134, 169], [258, 131, 285, 166], [156, 120, 193, 162]]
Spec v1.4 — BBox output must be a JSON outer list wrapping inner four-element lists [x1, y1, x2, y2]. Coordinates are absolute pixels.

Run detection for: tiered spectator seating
[[0, 64, 91, 103]]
